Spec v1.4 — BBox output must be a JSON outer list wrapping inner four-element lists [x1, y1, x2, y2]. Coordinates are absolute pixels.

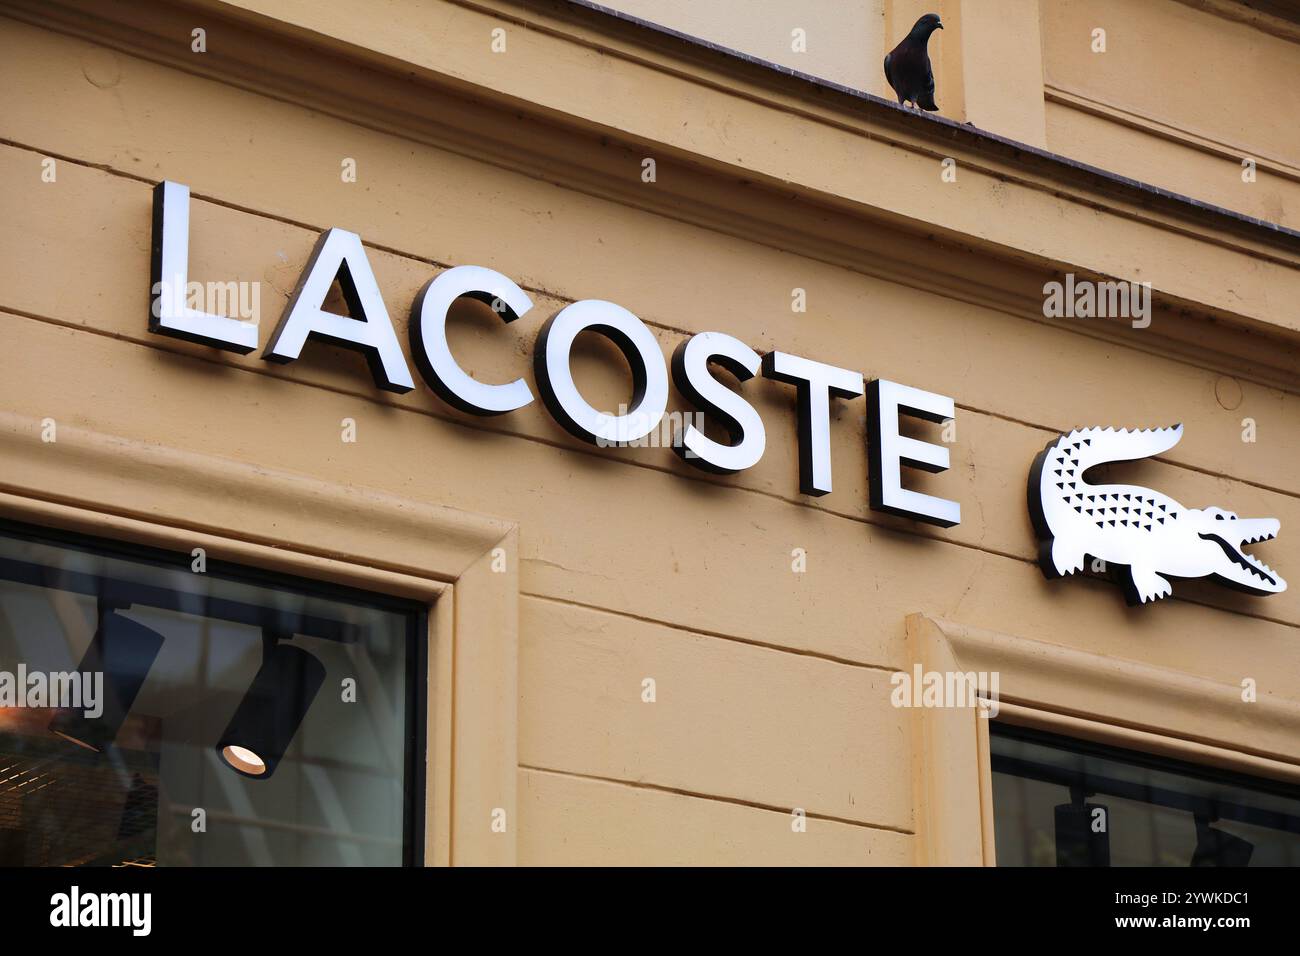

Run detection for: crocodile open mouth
[[1198, 531, 1278, 587]]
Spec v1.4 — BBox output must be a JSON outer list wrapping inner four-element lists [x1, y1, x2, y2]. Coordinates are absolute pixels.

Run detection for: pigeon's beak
[[937, 22, 944, 29]]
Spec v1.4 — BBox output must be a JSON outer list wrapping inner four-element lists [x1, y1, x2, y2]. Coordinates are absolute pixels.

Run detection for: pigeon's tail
[[916, 90, 939, 111]]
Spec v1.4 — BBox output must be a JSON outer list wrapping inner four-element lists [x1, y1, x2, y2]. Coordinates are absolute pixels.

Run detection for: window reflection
[[0, 522, 421, 866], [991, 723, 1300, 867]]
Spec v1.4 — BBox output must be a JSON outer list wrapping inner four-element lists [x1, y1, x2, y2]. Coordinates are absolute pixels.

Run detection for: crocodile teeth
[[1242, 532, 1275, 545], [1241, 552, 1272, 574]]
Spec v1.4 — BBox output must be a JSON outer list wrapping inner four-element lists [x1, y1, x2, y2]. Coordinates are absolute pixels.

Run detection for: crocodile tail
[[1054, 424, 1184, 474]]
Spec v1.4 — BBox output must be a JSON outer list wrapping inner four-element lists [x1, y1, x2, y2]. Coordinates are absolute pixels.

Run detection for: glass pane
[[0, 522, 422, 866], [991, 723, 1300, 867]]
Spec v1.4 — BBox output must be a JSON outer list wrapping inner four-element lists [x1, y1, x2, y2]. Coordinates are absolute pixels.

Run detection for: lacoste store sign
[[147, 181, 1286, 606]]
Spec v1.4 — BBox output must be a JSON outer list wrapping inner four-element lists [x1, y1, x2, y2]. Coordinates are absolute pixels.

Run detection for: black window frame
[[0, 517, 429, 867], [989, 721, 1300, 865]]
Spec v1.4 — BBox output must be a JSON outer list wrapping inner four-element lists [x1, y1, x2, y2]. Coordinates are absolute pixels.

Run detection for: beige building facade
[[0, 0, 1298, 866]]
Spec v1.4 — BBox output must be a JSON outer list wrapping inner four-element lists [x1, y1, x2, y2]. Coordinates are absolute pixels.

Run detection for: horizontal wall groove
[[448, 0, 1300, 253], [14, 0, 1299, 265], [518, 764, 916, 834], [2, 306, 1295, 632], [4, 132, 1296, 402], [2, 132, 1297, 401], [1044, 82, 1300, 184], [520, 591, 900, 671], [955, 403, 1300, 501], [4, 0, 1299, 393]]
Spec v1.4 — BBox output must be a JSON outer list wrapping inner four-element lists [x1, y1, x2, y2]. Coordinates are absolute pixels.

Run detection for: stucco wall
[[604, 0, 1300, 226], [1, 0, 1297, 864], [600, 0, 887, 93], [1042, 0, 1300, 227]]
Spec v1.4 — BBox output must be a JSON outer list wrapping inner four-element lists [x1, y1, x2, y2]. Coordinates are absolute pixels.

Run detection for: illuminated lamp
[[216, 635, 325, 779]]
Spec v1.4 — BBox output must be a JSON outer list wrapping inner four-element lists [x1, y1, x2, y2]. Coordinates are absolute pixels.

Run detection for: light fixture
[[216, 633, 325, 780], [1054, 787, 1110, 866], [1191, 813, 1254, 866], [48, 608, 164, 753]]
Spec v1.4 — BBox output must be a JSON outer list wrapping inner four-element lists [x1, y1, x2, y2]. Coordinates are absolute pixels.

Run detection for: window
[[0, 521, 424, 866], [990, 723, 1300, 866]]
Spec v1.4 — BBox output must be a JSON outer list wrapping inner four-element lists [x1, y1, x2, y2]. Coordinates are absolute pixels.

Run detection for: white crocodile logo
[[1028, 425, 1286, 605]]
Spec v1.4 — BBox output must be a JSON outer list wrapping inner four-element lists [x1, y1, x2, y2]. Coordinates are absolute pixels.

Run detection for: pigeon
[[884, 13, 943, 111]]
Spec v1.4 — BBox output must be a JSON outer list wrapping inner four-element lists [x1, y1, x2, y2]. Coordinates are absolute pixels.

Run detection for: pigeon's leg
[[1126, 566, 1172, 604]]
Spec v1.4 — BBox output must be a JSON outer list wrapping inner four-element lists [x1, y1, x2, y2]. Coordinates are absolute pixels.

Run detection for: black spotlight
[[1191, 813, 1254, 867], [217, 634, 325, 780], [1054, 787, 1110, 866], [48, 608, 165, 753]]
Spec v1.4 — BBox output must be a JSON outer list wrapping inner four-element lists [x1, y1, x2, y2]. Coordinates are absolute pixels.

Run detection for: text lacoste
[[148, 180, 962, 528], [142, 180, 1285, 604]]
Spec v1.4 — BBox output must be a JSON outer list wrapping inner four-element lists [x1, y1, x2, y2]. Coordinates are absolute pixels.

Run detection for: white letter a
[[264, 228, 414, 393]]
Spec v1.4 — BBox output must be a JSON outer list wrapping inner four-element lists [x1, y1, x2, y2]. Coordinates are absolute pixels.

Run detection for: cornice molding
[[537, 0, 1300, 248], [0, 409, 522, 865], [913, 613, 1300, 771], [904, 611, 1300, 863], [4, 0, 1298, 390], [1044, 82, 1300, 186], [1173, 0, 1300, 40], [0, 411, 515, 584]]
